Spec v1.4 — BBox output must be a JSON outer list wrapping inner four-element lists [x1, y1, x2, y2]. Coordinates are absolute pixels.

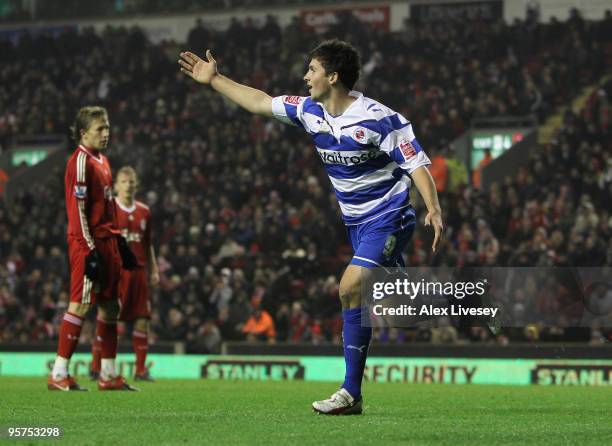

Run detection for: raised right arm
[[179, 50, 273, 117], [210, 74, 272, 116]]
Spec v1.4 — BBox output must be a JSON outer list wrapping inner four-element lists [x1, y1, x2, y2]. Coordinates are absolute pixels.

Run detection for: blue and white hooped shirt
[[271, 91, 431, 226]]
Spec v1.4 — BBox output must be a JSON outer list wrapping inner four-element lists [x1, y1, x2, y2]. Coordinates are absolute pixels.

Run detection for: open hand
[[425, 211, 443, 252], [150, 270, 160, 287], [178, 50, 218, 84]]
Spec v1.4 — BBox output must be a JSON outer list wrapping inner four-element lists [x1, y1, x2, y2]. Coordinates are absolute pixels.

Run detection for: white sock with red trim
[[52, 356, 69, 380], [101, 358, 117, 381]]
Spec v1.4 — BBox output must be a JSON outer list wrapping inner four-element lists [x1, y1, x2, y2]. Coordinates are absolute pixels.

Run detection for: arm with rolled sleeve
[[270, 95, 308, 129], [376, 114, 444, 252], [376, 113, 431, 174]]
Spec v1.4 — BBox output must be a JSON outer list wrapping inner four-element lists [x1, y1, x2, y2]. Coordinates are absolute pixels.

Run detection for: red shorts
[[119, 268, 151, 321], [69, 237, 121, 304]]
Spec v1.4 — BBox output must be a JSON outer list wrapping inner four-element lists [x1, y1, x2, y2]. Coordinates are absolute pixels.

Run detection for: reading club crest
[[352, 127, 367, 143]]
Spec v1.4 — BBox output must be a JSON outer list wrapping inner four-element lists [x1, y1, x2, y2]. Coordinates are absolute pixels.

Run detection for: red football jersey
[[114, 199, 151, 268], [65, 145, 116, 251]]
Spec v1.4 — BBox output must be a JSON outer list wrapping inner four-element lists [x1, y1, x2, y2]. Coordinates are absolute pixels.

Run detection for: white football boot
[[312, 388, 363, 415]]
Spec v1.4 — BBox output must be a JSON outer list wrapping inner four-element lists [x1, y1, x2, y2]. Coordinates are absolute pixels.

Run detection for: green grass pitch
[[1, 378, 611, 445]]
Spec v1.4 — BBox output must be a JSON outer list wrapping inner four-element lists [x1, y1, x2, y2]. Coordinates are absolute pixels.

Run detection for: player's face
[[81, 116, 110, 151], [304, 58, 332, 101], [115, 172, 137, 199]]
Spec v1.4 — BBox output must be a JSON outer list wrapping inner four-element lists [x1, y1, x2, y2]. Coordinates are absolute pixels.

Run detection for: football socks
[[341, 307, 371, 399]]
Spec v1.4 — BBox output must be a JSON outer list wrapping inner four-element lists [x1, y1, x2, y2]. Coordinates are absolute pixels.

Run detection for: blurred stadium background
[[0, 0, 610, 386]]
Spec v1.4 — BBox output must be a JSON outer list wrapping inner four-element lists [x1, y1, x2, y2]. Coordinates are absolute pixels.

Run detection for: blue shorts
[[348, 205, 416, 269]]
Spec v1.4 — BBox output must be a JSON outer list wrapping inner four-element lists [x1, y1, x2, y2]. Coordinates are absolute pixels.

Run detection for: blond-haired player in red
[[49, 106, 138, 391], [91, 166, 160, 381]]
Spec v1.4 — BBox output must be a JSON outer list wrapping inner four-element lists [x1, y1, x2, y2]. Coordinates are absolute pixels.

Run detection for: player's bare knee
[[134, 318, 148, 333], [67, 302, 92, 318], [98, 301, 120, 321], [338, 287, 350, 308], [340, 266, 367, 309], [339, 281, 361, 309]]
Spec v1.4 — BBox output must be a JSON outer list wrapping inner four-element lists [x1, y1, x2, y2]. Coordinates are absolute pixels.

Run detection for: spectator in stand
[[429, 148, 449, 194], [242, 306, 276, 343], [0, 169, 8, 197], [472, 149, 493, 189]]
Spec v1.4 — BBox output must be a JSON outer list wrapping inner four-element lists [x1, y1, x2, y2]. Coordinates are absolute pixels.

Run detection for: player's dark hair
[[70, 106, 108, 143], [309, 39, 361, 90]]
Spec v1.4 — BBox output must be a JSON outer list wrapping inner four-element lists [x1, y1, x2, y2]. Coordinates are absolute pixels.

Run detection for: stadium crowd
[[2, 0, 368, 21], [0, 10, 610, 350]]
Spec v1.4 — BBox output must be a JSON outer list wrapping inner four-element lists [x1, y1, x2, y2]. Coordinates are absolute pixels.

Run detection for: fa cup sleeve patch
[[399, 138, 417, 160], [283, 96, 303, 105]]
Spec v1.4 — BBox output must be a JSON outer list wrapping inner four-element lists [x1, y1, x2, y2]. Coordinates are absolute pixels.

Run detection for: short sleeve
[[271, 95, 307, 128], [377, 113, 431, 174]]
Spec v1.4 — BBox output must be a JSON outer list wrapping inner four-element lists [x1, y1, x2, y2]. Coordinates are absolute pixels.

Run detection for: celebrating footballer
[[179, 40, 443, 414]]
